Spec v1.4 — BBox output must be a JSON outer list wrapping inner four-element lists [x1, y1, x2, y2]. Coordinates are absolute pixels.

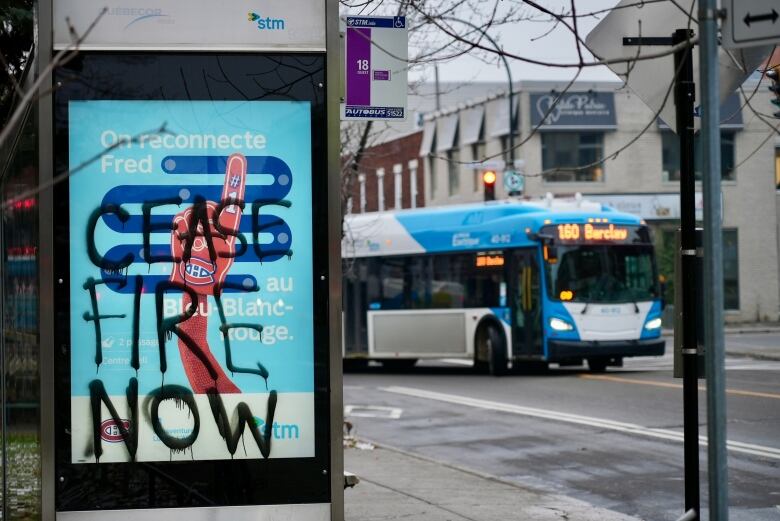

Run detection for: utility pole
[[672, 28, 701, 520], [699, 1, 729, 519]]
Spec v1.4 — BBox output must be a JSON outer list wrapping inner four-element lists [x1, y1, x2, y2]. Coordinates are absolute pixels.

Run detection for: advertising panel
[[68, 100, 314, 463]]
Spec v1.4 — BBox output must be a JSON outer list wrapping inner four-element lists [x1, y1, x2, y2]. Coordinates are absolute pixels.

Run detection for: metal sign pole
[[672, 28, 701, 520], [622, 31, 701, 517], [699, 3, 729, 520]]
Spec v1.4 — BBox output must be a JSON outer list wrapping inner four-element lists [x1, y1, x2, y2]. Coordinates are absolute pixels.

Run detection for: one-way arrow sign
[[744, 9, 779, 27], [724, 0, 780, 49]]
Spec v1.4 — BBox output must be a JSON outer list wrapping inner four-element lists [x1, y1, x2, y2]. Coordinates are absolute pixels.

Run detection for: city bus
[[341, 197, 665, 374]]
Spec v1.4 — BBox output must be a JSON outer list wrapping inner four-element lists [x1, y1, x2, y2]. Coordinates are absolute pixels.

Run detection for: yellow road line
[[579, 374, 780, 400]]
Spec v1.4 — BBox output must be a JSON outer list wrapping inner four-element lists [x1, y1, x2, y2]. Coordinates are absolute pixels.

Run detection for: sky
[[408, 0, 622, 84]]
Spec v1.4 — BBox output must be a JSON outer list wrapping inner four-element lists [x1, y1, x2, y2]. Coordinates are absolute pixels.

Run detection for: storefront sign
[[68, 100, 315, 463], [586, 193, 705, 221], [342, 16, 408, 120], [530, 92, 617, 130], [54, 0, 326, 50]]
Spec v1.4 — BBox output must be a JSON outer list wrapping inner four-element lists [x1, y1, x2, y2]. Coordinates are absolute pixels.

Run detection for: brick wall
[[345, 131, 424, 213]]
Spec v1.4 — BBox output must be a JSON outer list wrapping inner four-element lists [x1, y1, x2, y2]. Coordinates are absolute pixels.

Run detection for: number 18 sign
[[341, 16, 408, 121]]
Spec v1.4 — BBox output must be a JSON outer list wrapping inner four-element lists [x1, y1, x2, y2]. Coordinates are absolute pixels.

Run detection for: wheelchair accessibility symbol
[[393, 16, 405, 28]]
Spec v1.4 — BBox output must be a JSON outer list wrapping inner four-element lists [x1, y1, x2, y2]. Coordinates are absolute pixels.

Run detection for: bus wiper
[[631, 301, 639, 313], [581, 302, 589, 315]]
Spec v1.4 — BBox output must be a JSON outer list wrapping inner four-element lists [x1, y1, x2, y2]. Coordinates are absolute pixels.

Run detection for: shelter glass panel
[[1, 110, 41, 521]]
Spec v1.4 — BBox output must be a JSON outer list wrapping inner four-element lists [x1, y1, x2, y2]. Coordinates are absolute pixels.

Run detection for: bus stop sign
[[342, 16, 408, 120]]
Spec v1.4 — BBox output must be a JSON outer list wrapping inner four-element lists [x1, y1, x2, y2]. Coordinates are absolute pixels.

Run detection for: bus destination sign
[[546, 223, 645, 244]]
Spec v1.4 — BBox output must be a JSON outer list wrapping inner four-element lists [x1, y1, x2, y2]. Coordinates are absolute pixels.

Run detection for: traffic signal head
[[767, 67, 780, 117], [482, 170, 496, 201]]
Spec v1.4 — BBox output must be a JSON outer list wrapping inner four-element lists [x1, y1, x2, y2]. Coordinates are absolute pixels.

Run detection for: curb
[[724, 350, 780, 362], [724, 327, 780, 335], [663, 327, 780, 336], [349, 437, 549, 495]]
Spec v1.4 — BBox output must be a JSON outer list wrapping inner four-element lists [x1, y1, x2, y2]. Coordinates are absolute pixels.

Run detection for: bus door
[[512, 249, 543, 357]]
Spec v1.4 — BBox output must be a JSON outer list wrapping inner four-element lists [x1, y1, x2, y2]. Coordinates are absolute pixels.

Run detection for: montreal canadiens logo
[[180, 257, 216, 285], [100, 419, 131, 443]]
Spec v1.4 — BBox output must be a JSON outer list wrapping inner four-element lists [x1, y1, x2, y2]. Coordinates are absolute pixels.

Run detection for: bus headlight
[[644, 317, 662, 331], [549, 317, 574, 332]]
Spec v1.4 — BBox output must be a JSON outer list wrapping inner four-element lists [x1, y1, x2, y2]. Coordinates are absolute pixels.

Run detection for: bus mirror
[[543, 245, 558, 264]]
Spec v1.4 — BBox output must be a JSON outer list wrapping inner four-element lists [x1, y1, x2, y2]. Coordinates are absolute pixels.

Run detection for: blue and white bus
[[342, 197, 665, 374]]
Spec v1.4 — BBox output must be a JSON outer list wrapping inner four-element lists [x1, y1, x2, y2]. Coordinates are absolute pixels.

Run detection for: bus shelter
[[0, 1, 343, 519]]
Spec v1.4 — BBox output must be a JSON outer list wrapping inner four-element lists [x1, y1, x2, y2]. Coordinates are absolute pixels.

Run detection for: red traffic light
[[482, 170, 496, 201]]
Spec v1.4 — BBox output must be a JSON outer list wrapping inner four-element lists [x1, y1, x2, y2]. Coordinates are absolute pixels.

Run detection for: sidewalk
[[344, 442, 641, 521], [662, 323, 780, 361]]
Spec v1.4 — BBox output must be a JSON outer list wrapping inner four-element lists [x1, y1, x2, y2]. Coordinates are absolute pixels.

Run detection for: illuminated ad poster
[[68, 100, 314, 463]]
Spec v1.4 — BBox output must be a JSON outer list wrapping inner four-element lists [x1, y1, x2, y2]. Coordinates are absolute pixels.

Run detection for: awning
[[460, 105, 485, 145], [435, 113, 459, 152], [487, 96, 520, 137], [530, 91, 617, 130], [657, 92, 743, 130], [419, 120, 436, 156]]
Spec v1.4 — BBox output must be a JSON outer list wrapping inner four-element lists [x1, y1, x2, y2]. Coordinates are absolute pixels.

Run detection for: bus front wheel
[[475, 324, 508, 376]]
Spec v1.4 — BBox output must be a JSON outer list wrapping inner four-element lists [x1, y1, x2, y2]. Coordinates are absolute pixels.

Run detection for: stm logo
[[247, 12, 285, 30], [100, 419, 131, 443], [179, 257, 216, 285], [254, 417, 300, 439]]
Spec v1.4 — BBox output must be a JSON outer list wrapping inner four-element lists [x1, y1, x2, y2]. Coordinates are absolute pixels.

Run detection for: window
[[546, 245, 658, 303], [393, 164, 402, 209], [447, 147, 460, 196], [662, 130, 736, 182], [472, 141, 486, 192], [362, 253, 503, 310], [541, 132, 604, 182], [376, 168, 385, 211], [654, 227, 738, 310], [775, 147, 780, 190], [500, 135, 511, 167], [358, 173, 366, 213], [723, 229, 739, 310], [408, 159, 419, 209], [428, 134, 437, 197]]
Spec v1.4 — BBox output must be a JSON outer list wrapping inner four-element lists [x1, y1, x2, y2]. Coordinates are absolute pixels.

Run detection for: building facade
[[346, 130, 424, 214], [419, 80, 780, 323]]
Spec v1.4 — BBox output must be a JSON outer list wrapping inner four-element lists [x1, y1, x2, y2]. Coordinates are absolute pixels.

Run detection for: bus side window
[[379, 258, 405, 309]]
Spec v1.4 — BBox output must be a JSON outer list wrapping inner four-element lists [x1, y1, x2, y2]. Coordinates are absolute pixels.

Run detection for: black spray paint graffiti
[[82, 153, 292, 462]]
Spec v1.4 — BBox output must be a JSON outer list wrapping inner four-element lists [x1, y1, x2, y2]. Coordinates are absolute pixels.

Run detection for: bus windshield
[[545, 245, 658, 303]]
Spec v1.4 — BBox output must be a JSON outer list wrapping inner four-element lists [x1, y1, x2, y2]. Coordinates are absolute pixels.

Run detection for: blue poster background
[[69, 100, 314, 397]]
